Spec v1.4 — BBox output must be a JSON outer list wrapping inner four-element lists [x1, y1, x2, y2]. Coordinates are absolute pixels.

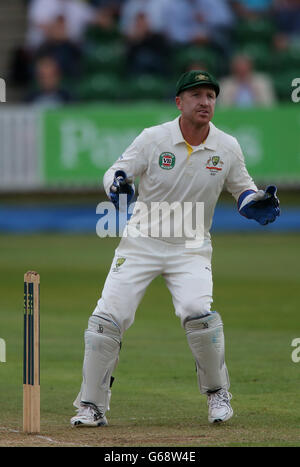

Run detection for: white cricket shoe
[[70, 402, 108, 427], [207, 389, 233, 423]]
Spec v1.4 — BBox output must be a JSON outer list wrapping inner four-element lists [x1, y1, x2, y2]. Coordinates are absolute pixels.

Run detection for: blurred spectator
[[25, 56, 73, 106], [231, 0, 273, 18], [161, 0, 234, 56], [34, 15, 82, 79], [10, 0, 96, 87], [121, 1, 171, 75], [161, 0, 210, 44], [120, 0, 169, 35], [194, 0, 235, 55], [197, 0, 235, 30], [94, 5, 118, 31], [273, 0, 300, 43], [13, 0, 121, 87], [218, 54, 276, 107], [26, 0, 95, 51]]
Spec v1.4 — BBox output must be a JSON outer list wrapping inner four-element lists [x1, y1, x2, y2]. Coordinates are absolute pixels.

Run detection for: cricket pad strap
[[184, 312, 230, 394], [73, 315, 121, 415]]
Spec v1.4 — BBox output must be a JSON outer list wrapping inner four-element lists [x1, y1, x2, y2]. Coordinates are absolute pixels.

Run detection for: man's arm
[[224, 139, 280, 225], [103, 130, 148, 209]]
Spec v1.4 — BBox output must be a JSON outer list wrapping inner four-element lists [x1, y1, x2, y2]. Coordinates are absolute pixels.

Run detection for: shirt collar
[[170, 116, 218, 150], [204, 122, 218, 151], [170, 116, 185, 145]]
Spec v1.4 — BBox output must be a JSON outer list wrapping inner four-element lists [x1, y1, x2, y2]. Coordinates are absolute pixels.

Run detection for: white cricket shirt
[[103, 116, 257, 244]]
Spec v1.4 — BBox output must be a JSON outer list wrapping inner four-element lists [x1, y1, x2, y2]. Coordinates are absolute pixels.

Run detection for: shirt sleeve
[[224, 138, 258, 202], [103, 129, 149, 196]]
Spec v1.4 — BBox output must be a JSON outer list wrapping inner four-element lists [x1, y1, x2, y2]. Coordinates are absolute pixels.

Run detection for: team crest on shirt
[[159, 152, 176, 170], [206, 155, 224, 175]]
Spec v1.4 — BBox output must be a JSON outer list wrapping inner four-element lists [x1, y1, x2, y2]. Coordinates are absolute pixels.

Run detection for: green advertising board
[[42, 103, 300, 187]]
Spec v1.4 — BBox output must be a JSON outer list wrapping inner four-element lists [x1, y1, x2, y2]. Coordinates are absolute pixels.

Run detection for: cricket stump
[[23, 271, 40, 433]]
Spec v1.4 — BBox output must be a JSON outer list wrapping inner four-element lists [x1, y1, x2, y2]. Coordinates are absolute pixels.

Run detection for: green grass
[[0, 233, 300, 446]]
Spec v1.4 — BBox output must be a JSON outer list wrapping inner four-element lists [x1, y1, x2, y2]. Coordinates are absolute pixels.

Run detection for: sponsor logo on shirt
[[159, 152, 176, 170]]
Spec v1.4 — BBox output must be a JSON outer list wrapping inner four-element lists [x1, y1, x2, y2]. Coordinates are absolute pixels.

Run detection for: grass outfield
[[0, 233, 299, 447]]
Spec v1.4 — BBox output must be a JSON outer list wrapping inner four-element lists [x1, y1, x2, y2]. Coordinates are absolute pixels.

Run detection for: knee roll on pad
[[87, 315, 121, 344], [184, 312, 230, 394], [74, 315, 121, 415]]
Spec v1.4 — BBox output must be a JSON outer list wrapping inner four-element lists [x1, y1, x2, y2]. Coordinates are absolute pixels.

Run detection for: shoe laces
[[79, 402, 103, 421], [207, 389, 232, 409]]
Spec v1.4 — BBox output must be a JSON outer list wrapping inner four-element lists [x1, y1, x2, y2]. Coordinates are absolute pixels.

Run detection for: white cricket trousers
[[93, 230, 213, 334]]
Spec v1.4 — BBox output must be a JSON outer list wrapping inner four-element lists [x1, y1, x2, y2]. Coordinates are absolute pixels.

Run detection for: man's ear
[[175, 95, 182, 111]]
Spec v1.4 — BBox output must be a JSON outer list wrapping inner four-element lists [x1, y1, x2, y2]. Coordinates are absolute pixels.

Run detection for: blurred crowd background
[[0, 2, 299, 236], [2, 0, 300, 106]]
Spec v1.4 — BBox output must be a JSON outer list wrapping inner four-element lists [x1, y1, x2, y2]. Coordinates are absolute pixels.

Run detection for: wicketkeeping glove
[[238, 185, 280, 226], [109, 170, 134, 209]]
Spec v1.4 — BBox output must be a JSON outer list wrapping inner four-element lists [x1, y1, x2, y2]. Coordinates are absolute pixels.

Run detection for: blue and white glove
[[238, 185, 280, 226], [109, 170, 134, 210]]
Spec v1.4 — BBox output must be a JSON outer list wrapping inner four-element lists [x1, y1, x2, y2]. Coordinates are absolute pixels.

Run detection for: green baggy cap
[[176, 70, 220, 97]]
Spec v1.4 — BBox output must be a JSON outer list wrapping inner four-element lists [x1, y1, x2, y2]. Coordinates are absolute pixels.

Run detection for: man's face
[[175, 86, 216, 126], [37, 58, 60, 92]]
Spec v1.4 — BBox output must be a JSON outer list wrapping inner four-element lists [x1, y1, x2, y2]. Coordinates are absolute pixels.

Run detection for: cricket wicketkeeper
[[70, 70, 280, 427]]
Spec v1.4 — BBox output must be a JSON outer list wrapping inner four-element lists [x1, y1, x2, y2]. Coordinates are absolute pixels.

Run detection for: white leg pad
[[184, 312, 230, 394], [73, 315, 121, 415]]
